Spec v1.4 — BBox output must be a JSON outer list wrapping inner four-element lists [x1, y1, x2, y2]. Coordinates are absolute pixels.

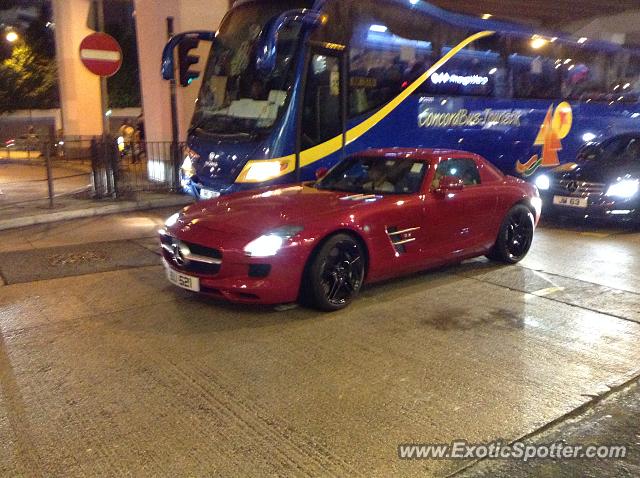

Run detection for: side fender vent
[[386, 226, 420, 254]]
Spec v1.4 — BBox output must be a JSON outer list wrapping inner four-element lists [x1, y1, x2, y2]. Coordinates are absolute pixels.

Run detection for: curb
[[0, 196, 195, 231]]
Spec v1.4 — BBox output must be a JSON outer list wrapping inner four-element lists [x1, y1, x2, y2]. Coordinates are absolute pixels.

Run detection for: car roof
[[353, 148, 481, 162]]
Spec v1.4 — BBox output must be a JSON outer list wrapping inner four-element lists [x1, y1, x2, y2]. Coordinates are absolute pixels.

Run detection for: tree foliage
[[0, 41, 59, 113]]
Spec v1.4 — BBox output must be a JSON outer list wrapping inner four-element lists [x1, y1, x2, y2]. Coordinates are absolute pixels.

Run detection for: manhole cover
[[48, 250, 108, 266]]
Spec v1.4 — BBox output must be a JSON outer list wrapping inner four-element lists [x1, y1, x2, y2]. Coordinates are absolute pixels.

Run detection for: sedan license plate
[[553, 195, 588, 208], [200, 188, 220, 200], [166, 267, 200, 292]]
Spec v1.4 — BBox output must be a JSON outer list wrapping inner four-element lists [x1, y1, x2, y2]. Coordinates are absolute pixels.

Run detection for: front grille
[[187, 242, 222, 260], [161, 234, 222, 276], [551, 179, 606, 197]]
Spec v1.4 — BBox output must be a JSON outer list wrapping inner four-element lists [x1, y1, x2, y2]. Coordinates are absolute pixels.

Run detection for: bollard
[[45, 141, 55, 209]]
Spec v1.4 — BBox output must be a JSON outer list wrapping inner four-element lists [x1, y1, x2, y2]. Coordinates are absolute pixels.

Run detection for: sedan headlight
[[606, 179, 639, 199], [535, 174, 551, 191], [165, 213, 181, 228], [244, 226, 304, 258]]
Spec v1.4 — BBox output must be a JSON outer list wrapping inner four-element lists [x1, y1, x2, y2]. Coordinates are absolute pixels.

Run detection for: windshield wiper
[[189, 116, 258, 141]]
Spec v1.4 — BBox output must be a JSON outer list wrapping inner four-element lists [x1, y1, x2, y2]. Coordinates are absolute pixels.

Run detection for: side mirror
[[315, 167, 329, 180], [256, 9, 324, 73], [436, 176, 464, 195], [161, 31, 216, 85]]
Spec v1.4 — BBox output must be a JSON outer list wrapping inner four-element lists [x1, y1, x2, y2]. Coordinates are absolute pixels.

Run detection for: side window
[[556, 43, 609, 102], [507, 37, 561, 100], [346, 1, 440, 118], [301, 53, 343, 148], [423, 34, 506, 98], [432, 158, 481, 188], [606, 52, 640, 103]]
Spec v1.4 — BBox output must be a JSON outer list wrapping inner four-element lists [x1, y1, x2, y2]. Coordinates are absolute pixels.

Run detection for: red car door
[[423, 156, 497, 259]]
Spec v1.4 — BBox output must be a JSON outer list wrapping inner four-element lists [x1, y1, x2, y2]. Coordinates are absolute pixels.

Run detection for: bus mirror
[[256, 9, 324, 74], [161, 31, 216, 84]]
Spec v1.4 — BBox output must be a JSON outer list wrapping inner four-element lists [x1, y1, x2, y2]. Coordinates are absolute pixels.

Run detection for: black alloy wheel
[[307, 234, 365, 311], [487, 205, 535, 264]]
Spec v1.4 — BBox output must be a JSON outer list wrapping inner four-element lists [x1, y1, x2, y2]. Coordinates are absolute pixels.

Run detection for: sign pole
[[95, 0, 110, 138], [167, 17, 181, 189]]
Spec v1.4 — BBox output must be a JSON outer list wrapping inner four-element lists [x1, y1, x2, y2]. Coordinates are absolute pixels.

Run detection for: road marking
[[580, 232, 612, 238], [531, 286, 566, 297]]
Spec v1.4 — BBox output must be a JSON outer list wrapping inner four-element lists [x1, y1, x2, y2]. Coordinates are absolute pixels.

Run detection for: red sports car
[[160, 149, 541, 311]]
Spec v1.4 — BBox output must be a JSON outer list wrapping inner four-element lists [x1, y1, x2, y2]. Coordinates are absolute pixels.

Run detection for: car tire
[[305, 234, 366, 311], [487, 205, 535, 264]]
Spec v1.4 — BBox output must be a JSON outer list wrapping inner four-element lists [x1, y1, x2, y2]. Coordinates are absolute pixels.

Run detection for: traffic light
[[177, 37, 200, 87]]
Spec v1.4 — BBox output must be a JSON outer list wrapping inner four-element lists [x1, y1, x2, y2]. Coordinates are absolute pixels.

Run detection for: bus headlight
[[606, 179, 639, 199], [244, 226, 303, 257], [181, 148, 199, 178], [535, 174, 551, 191], [236, 158, 294, 183]]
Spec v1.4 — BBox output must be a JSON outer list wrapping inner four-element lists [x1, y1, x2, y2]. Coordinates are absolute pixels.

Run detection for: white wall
[[133, 0, 228, 142]]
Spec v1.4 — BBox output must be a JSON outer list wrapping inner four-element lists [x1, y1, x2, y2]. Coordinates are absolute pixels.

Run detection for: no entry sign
[[79, 32, 122, 77]]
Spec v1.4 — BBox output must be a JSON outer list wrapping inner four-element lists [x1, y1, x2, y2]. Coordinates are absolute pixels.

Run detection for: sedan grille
[[551, 179, 606, 197]]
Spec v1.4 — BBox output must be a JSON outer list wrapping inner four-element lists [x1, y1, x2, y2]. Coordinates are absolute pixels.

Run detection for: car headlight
[[244, 226, 304, 258], [165, 213, 181, 228], [606, 179, 639, 199], [535, 174, 550, 191]]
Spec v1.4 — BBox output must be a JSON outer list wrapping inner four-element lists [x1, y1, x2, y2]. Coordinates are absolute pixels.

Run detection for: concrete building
[[51, 0, 228, 141], [50, 0, 640, 142]]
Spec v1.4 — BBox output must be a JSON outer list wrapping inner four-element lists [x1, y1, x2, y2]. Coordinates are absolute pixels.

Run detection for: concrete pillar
[[134, 0, 228, 142], [52, 0, 103, 138]]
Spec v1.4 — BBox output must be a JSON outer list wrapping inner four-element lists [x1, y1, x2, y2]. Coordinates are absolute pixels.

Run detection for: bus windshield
[[192, 0, 313, 138]]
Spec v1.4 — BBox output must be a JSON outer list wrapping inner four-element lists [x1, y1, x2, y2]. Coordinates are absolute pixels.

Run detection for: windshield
[[317, 156, 429, 195], [192, 0, 313, 138], [577, 136, 640, 163]]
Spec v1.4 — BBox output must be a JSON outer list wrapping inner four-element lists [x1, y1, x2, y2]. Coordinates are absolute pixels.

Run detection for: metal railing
[[0, 137, 183, 210]]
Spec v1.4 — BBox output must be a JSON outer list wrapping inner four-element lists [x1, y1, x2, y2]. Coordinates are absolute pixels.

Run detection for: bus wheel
[[307, 234, 365, 311], [487, 205, 535, 264]]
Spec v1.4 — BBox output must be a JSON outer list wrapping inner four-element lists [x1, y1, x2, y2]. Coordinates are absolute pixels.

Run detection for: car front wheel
[[306, 234, 365, 311], [487, 205, 535, 264]]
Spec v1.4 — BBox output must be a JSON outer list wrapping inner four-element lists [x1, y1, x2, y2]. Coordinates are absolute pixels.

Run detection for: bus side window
[[301, 53, 343, 149], [605, 52, 640, 103], [507, 36, 561, 100], [557, 43, 609, 102], [345, 1, 440, 118]]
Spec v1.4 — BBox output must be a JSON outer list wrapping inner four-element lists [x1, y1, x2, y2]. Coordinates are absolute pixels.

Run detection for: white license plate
[[200, 188, 220, 200], [553, 195, 588, 208], [166, 267, 200, 292]]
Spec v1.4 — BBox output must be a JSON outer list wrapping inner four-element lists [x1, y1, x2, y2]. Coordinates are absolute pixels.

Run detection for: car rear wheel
[[487, 205, 535, 264], [306, 234, 365, 311]]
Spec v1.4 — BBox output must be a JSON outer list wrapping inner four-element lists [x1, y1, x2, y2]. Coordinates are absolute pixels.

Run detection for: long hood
[[175, 185, 393, 238]]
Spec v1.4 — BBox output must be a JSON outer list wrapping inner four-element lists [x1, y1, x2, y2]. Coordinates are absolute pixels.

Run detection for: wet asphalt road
[[0, 211, 638, 477]]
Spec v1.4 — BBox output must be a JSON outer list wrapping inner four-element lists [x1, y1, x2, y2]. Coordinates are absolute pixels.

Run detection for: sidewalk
[[0, 148, 194, 231], [0, 192, 194, 231]]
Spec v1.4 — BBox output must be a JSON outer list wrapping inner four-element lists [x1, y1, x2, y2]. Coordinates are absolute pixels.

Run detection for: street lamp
[[5, 31, 18, 43]]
